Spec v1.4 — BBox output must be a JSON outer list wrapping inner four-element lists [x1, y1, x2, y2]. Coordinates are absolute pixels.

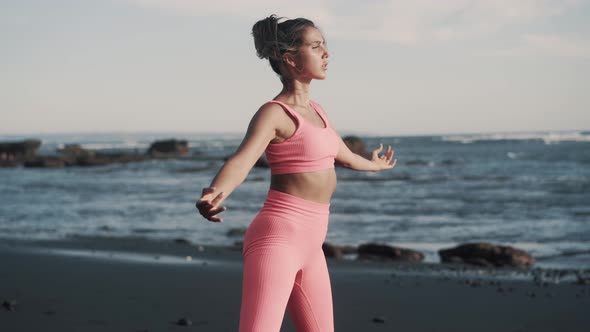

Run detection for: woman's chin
[[315, 73, 327, 80]]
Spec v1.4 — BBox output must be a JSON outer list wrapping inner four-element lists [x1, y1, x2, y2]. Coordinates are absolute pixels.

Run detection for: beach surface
[[1, 236, 589, 332]]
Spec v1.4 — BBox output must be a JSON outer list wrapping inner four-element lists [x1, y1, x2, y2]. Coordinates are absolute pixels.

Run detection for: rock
[[372, 316, 386, 324], [227, 228, 247, 237], [175, 317, 192, 326], [59, 144, 95, 158], [340, 245, 358, 255], [75, 154, 113, 167], [576, 276, 590, 285], [322, 243, 358, 259], [174, 238, 191, 245], [438, 242, 535, 268], [357, 243, 425, 262], [0, 139, 41, 161], [2, 300, 16, 311], [97, 225, 114, 232], [0, 159, 20, 167], [147, 139, 189, 157], [23, 156, 66, 168], [342, 136, 371, 159], [322, 242, 343, 259]]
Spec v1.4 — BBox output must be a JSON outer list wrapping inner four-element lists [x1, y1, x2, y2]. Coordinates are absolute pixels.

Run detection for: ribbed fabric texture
[[239, 189, 334, 332], [264, 100, 340, 175]]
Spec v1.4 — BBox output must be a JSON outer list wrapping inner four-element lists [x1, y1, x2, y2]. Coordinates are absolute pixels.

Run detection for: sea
[[1, 130, 589, 270]]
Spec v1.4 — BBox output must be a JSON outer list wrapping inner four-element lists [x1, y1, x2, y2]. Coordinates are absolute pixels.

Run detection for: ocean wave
[[405, 159, 462, 166], [535, 249, 590, 260], [442, 131, 590, 144], [74, 141, 150, 151], [337, 174, 413, 182], [337, 174, 511, 183]]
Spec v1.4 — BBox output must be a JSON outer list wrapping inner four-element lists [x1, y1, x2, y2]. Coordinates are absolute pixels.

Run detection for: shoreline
[[2, 234, 589, 284], [1, 235, 589, 331]]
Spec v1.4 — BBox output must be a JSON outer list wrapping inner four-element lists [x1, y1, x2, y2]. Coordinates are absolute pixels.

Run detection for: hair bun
[[251, 14, 283, 60]]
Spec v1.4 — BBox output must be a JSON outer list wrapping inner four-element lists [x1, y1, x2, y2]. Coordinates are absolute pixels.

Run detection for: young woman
[[196, 14, 396, 332]]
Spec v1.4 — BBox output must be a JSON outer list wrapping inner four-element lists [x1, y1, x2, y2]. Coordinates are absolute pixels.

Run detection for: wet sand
[[1, 236, 589, 332]]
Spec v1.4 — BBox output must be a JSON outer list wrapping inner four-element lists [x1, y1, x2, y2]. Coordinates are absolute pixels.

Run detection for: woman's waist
[[260, 189, 331, 218], [270, 170, 336, 204]]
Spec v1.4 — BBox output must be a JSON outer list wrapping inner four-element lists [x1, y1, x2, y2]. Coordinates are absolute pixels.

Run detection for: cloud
[[126, 0, 586, 45]]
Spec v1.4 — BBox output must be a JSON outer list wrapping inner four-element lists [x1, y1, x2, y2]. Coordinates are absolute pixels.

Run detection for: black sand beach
[[1, 236, 589, 332]]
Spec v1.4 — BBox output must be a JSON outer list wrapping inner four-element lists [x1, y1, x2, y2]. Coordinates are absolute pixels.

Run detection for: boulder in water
[[147, 139, 189, 157], [342, 136, 371, 159], [357, 242, 424, 262], [438, 242, 535, 268], [0, 139, 41, 165]]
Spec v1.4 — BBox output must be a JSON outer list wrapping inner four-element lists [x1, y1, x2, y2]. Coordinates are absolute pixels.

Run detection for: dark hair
[[251, 14, 317, 82]]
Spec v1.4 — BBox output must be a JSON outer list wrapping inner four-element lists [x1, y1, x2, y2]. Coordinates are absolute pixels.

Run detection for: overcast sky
[[2, 0, 589, 136]]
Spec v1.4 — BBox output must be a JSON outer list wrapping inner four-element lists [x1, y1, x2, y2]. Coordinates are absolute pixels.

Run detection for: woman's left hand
[[371, 144, 397, 171]]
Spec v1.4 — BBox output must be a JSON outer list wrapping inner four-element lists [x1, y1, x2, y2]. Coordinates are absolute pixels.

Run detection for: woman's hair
[[251, 14, 317, 82]]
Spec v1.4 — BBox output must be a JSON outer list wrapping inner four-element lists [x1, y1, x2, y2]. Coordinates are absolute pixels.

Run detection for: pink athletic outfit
[[239, 100, 340, 332]]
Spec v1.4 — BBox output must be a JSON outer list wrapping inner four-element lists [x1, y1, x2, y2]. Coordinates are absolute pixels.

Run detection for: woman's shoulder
[[250, 100, 297, 128]]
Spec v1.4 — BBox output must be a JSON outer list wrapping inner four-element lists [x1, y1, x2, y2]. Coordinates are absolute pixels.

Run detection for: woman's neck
[[278, 81, 311, 106]]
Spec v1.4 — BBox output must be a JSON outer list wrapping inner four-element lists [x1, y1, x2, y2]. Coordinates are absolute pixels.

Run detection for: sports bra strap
[[267, 100, 302, 122]]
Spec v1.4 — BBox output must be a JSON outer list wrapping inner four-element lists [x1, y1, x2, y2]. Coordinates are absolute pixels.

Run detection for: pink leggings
[[239, 189, 334, 332]]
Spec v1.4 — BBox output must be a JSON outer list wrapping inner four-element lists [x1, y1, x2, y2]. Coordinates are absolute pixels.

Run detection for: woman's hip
[[242, 189, 330, 256]]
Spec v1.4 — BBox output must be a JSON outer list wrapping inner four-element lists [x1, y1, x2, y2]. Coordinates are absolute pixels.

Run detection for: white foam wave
[[442, 131, 590, 144], [78, 141, 150, 151]]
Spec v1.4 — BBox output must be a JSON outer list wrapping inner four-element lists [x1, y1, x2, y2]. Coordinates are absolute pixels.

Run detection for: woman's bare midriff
[[269, 169, 337, 204]]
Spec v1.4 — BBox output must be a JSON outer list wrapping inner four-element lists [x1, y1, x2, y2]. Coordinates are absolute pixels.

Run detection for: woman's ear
[[282, 52, 298, 70]]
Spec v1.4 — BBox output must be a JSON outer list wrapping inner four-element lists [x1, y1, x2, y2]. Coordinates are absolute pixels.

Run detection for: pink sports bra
[[264, 100, 340, 175]]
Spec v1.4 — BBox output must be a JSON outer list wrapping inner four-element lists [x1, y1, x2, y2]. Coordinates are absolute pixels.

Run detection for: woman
[[196, 14, 396, 332]]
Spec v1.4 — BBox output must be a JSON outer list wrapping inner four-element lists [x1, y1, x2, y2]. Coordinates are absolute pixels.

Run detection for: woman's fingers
[[210, 192, 224, 208], [195, 187, 227, 222], [206, 206, 226, 222], [196, 187, 221, 208], [372, 143, 383, 157], [386, 147, 394, 161]]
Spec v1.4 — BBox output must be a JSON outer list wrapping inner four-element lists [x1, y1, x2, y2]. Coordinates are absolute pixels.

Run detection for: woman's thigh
[[287, 248, 334, 332]]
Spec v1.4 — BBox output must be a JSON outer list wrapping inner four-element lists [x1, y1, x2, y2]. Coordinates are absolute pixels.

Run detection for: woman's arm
[[196, 104, 280, 222], [335, 135, 396, 172], [313, 101, 396, 172]]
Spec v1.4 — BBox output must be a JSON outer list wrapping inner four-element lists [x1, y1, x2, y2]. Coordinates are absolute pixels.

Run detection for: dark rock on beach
[[322, 242, 358, 259], [357, 243, 425, 262], [322, 242, 344, 258], [438, 242, 535, 268], [147, 139, 189, 158], [2, 300, 17, 311], [175, 317, 192, 326]]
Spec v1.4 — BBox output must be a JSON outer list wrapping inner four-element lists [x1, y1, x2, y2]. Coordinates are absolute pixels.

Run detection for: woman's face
[[293, 27, 329, 80]]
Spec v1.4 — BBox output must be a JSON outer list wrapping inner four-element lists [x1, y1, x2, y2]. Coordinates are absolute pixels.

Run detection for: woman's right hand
[[195, 187, 226, 223]]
